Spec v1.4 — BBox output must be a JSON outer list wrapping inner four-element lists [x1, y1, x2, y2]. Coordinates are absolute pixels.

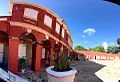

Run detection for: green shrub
[[18, 56, 26, 70], [50, 49, 77, 72]]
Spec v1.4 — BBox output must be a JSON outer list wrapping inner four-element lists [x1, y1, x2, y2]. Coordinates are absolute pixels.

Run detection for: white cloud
[[110, 42, 115, 45], [83, 28, 96, 36], [84, 41, 88, 43], [101, 42, 108, 51], [82, 35, 86, 38]]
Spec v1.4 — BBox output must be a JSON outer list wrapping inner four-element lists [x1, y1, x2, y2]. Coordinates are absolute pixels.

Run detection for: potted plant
[[18, 56, 26, 74], [46, 49, 77, 82]]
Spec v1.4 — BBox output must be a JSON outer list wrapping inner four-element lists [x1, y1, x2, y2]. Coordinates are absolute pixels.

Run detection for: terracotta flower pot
[[46, 66, 77, 82]]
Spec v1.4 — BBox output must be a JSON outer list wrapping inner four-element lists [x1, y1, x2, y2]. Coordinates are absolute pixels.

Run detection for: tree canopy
[[107, 46, 120, 54], [74, 45, 87, 51], [89, 46, 105, 52], [117, 37, 120, 47]]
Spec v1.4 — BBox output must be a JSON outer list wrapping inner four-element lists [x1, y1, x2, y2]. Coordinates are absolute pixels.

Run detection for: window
[[24, 8, 39, 20], [56, 22, 60, 34], [68, 36, 73, 47], [44, 15, 52, 28], [61, 46, 63, 52], [42, 48, 45, 59], [62, 28, 65, 38], [66, 34, 68, 41], [0, 44, 3, 63], [18, 44, 26, 58]]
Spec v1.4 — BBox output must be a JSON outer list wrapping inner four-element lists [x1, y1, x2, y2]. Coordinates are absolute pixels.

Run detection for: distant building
[[76, 51, 120, 60], [0, 1, 73, 74]]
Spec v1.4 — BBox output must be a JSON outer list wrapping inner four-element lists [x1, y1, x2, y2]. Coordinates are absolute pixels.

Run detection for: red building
[[0, 1, 73, 74], [77, 51, 120, 60]]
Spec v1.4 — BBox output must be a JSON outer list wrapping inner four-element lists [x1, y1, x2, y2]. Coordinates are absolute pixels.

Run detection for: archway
[[0, 31, 8, 71], [19, 33, 36, 71], [42, 40, 51, 67]]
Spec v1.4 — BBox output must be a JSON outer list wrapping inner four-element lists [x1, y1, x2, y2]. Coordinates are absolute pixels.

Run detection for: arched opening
[[19, 33, 36, 72], [0, 31, 8, 71], [41, 40, 51, 67]]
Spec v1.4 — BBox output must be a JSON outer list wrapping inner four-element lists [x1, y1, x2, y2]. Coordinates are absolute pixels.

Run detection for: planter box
[[46, 66, 77, 82]]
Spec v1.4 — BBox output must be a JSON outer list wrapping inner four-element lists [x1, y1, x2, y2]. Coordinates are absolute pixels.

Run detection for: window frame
[[23, 8, 39, 21], [44, 14, 52, 28], [55, 22, 60, 34], [62, 28, 65, 38]]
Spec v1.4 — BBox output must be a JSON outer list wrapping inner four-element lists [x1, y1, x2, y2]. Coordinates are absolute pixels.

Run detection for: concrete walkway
[[72, 59, 120, 82], [94, 60, 120, 82], [71, 60, 104, 82]]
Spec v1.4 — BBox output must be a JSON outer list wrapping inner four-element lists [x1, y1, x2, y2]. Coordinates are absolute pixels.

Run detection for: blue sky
[[1, 0, 120, 49]]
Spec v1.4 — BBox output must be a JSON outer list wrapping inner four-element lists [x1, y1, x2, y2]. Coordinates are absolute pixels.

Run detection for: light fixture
[[46, 35, 49, 40], [27, 29, 32, 33]]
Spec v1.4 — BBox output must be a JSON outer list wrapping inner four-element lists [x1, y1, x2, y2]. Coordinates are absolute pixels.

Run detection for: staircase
[[0, 68, 29, 82]]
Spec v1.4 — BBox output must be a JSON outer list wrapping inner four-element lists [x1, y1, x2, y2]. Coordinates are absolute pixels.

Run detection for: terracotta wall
[[11, 3, 72, 49]]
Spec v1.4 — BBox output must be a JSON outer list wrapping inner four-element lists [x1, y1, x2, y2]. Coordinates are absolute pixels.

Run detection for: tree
[[89, 46, 105, 52], [74, 45, 87, 51], [107, 46, 120, 54], [117, 37, 120, 48]]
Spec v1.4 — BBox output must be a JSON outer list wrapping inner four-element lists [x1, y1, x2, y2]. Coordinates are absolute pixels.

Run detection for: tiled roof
[[76, 50, 119, 57]]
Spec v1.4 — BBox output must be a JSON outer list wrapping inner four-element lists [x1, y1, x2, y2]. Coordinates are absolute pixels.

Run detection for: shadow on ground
[[71, 60, 105, 82], [0, 63, 7, 72]]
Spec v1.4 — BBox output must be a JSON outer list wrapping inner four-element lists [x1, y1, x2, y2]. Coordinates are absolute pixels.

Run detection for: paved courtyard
[[94, 59, 120, 82], [72, 59, 120, 82], [72, 60, 104, 82], [19, 59, 120, 82]]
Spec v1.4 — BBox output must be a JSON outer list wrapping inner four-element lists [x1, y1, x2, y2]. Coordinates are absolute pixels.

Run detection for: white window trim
[[23, 8, 39, 21], [44, 14, 52, 28], [42, 48, 45, 59], [62, 28, 65, 38], [0, 18, 7, 21], [56, 22, 60, 34]]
